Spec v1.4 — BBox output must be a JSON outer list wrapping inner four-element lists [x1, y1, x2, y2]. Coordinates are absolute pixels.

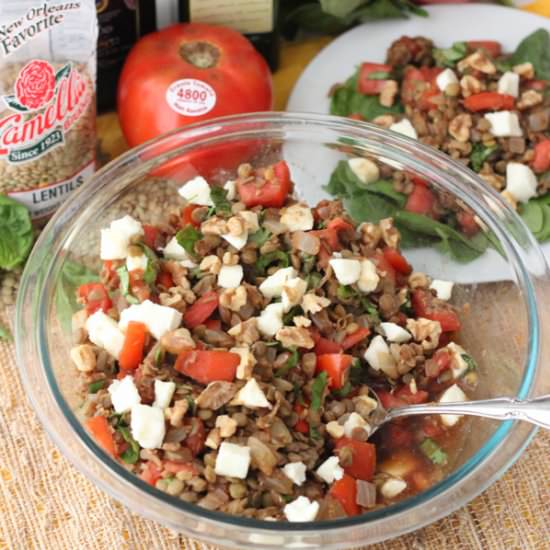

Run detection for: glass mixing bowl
[[15, 113, 550, 549]]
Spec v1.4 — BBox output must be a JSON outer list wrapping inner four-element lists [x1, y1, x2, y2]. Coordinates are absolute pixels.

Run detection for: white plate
[[286, 5, 550, 283]]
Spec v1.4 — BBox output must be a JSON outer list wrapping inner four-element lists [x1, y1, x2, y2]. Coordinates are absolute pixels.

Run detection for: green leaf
[[511, 28, 550, 80], [141, 245, 159, 285], [320, 0, 363, 18], [89, 379, 106, 394], [175, 226, 201, 257], [210, 186, 232, 217], [337, 285, 355, 300], [366, 180, 407, 207], [0, 323, 12, 341], [117, 425, 140, 464], [283, 305, 302, 326], [519, 200, 544, 235], [461, 354, 478, 373], [249, 228, 271, 247], [333, 380, 353, 398], [359, 296, 381, 324], [0, 195, 34, 270], [420, 438, 448, 465], [306, 272, 322, 290], [55, 63, 71, 83], [470, 143, 498, 173], [116, 266, 139, 304], [309, 426, 321, 440], [256, 250, 289, 274], [311, 371, 328, 411], [276, 348, 300, 377], [433, 42, 467, 68], [344, 191, 398, 224], [285, 3, 349, 35], [3, 95, 28, 112]]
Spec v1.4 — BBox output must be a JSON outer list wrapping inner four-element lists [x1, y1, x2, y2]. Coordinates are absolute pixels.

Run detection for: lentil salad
[[76, 161, 478, 522]]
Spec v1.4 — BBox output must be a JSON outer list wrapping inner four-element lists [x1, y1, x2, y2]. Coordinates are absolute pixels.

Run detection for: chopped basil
[[309, 426, 321, 441], [249, 227, 271, 247], [141, 244, 159, 285], [301, 253, 317, 273], [154, 346, 164, 367], [420, 438, 448, 465], [117, 425, 140, 464], [175, 226, 202, 257], [116, 266, 139, 304], [88, 379, 106, 394], [311, 371, 328, 411], [470, 143, 498, 173], [0, 323, 12, 341], [400, 292, 414, 316], [186, 395, 196, 414], [306, 272, 322, 290], [276, 348, 299, 377], [360, 296, 381, 324], [333, 380, 353, 398], [283, 305, 302, 325], [256, 250, 290, 274], [462, 354, 478, 373], [210, 186, 232, 217], [337, 285, 355, 300], [433, 41, 467, 68]]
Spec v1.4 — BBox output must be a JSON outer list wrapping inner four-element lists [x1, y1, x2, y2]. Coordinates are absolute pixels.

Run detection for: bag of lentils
[[0, 1, 98, 222]]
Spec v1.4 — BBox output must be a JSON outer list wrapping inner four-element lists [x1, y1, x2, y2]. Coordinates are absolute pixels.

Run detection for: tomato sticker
[[165, 78, 216, 117]]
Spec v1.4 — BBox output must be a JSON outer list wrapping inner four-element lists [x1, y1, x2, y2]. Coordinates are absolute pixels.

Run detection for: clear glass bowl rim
[[16, 112, 544, 544]]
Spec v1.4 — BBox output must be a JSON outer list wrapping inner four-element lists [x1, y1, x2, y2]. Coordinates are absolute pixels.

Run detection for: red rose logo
[[15, 60, 56, 110]]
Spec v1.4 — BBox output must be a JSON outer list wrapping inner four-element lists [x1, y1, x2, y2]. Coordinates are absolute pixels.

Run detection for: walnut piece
[[275, 327, 314, 349], [205, 428, 221, 450], [201, 216, 228, 235], [517, 90, 543, 110], [216, 415, 238, 438], [160, 328, 196, 355], [196, 381, 237, 410], [293, 315, 312, 328], [231, 346, 257, 380], [406, 318, 441, 350], [228, 318, 260, 344], [379, 217, 400, 249], [513, 62, 535, 79], [219, 285, 248, 312], [200, 255, 222, 274], [500, 190, 518, 210], [70, 344, 96, 372], [449, 113, 472, 143], [379, 80, 398, 107], [238, 210, 259, 232], [359, 222, 382, 249], [227, 216, 246, 236], [408, 271, 429, 289], [167, 399, 189, 427], [222, 251, 239, 266], [480, 173, 505, 191], [457, 51, 495, 74], [301, 293, 331, 315], [459, 75, 482, 98]]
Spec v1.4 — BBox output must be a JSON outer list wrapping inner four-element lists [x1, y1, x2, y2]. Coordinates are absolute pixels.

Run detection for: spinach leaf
[[511, 28, 550, 80], [345, 192, 399, 224], [89, 379, 106, 394], [256, 250, 290, 274], [519, 200, 544, 235], [55, 260, 99, 332], [366, 180, 408, 207], [0, 195, 34, 270], [276, 348, 300, 377], [210, 186, 232, 217], [0, 323, 12, 341], [420, 438, 448, 465], [470, 143, 498, 173], [117, 425, 140, 464], [175, 226, 201, 257], [433, 42, 467, 68], [320, 0, 362, 18], [311, 371, 328, 411], [249, 227, 271, 247]]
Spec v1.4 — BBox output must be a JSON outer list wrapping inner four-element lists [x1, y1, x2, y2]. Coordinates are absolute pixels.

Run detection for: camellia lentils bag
[[0, 1, 97, 221]]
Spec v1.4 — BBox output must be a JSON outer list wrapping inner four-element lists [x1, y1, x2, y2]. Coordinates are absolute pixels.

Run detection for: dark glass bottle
[[96, 0, 157, 112], [178, 0, 279, 71]]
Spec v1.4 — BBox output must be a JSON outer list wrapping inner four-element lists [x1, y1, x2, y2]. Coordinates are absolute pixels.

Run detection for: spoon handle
[[387, 394, 550, 430]]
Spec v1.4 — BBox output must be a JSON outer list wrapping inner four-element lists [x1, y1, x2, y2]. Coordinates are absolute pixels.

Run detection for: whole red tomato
[[117, 23, 273, 147]]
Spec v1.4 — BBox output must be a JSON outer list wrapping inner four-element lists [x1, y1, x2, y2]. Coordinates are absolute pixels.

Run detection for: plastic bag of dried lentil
[[0, 1, 98, 222]]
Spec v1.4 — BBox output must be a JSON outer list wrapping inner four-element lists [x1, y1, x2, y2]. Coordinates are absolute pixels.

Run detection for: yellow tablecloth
[[2, 8, 550, 549]]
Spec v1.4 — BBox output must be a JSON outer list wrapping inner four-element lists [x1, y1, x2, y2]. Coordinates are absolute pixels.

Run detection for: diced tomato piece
[[156, 270, 174, 289], [294, 419, 309, 434], [386, 424, 414, 447], [401, 67, 442, 111], [329, 474, 360, 516], [86, 416, 117, 458], [163, 461, 199, 475], [128, 270, 151, 302], [425, 348, 452, 378], [410, 175, 428, 187], [237, 160, 291, 208], [142, 224, 159, 249], [411, 470, 430, 492], [78, 283, 112, 315], [341, 327, 370, 350], [316, 354, 353, 390], [140, 460, 162, 486], [383, 248, 412, 276], [181, 204, 201, 227], [204, 318, 222, 330], [373, 251, 396, 283], [533, 139, 550, 173], [119, 321, 147, 371], [184, 417, 206, 456], [456, 211, 479, 237], [358, 62, 392, 95], [311, 330, 343, 355], [412, 289, 461, 332], [526, 79, 547, 91], [467, 40, 502, 57], [183, 291, 219, 329], [422, 418, 444, 439], [405, 184, 436, 217], [394, 385, 429, 405], [175, 350, 239, 384], [327, 217, 355, 235], [463, 92, 515, 112], [335, 438, 376, 482], [377, 390, 406, 410]]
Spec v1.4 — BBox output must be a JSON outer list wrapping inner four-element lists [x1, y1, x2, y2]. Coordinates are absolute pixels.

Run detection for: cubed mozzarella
[[447, 342, 469, 379], [505, 162, 538, 203], [259, 266, 297, 298], [232, 378, 272, 409], [429, 279, 454, 301], [283, 461, 307, 486], [283, 496, 319, 522], [316, 456, 344, 484], [126, 254, 148, 272], [280, 204, 314, 232], [357, 259, 380, 293], [439, 383, 468, 427], [222, 231, 248, 251], [100, 228, 130, 260], [364, 335, 398, 378], [257, 302, 285, 337], [380, 478, 407, 499], [108, 376, 141, 413], [163, 236, 197, 268], [214, 442, 251, 479], [281, 277, 307, 313], [153, 379, 176, 409], [119, 300, 182, 340], [329, 258, 361, 285], [130, 403, 166, 449], [343, 412, 370, 438], [178, 176, 213, 206], [348, 157, 380, 185], [85, 310, 125, 359], [224, 179, 236, 200], [484, 111, 523, 137], [380, 322, 411, 343], [110, 215, 144, 240], [218, 264, 244, 289], [389, 119, 418, 139], [436, 68, 459, 92], [497, 71, 520, 98]]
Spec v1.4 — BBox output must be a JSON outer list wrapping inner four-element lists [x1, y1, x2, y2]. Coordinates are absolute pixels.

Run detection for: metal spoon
[[367, 394, 550, 436]]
